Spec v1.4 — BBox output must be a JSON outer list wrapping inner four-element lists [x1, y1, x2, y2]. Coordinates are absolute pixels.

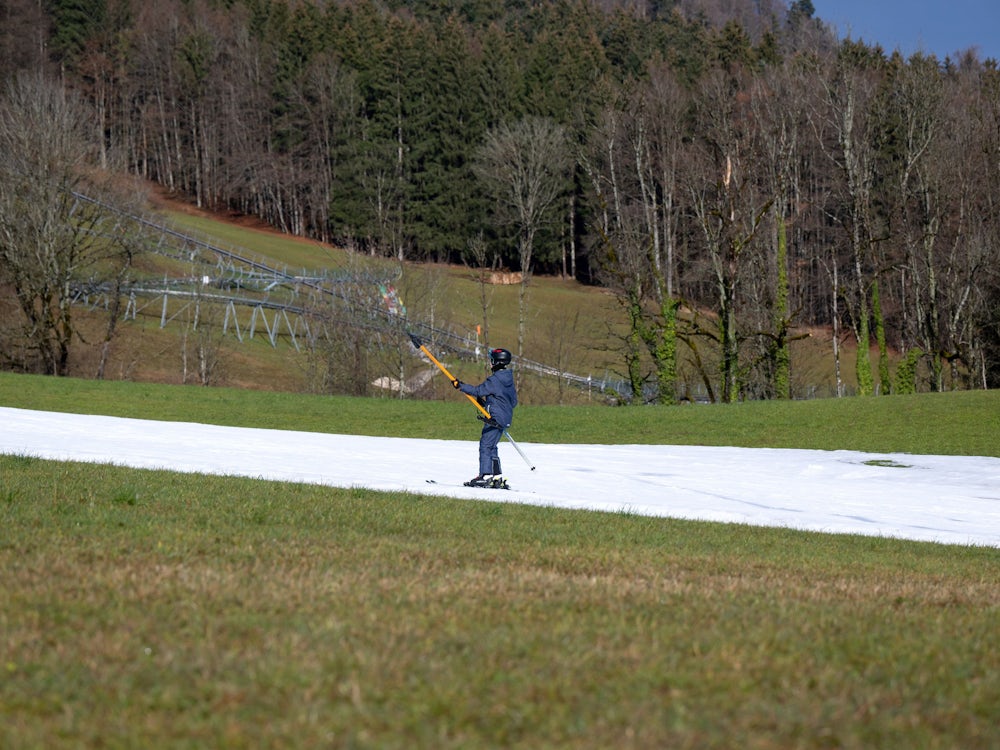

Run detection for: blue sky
[[810, 1, 1000, 62]]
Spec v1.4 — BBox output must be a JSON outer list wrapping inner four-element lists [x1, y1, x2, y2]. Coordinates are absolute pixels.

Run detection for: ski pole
[[408, 333, 536, 471], [497, 422, 535, 471]]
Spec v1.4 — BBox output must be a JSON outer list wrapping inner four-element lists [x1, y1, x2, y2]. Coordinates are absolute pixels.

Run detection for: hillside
[[60, 187, 854, 406], [5, 1, 998, 397]]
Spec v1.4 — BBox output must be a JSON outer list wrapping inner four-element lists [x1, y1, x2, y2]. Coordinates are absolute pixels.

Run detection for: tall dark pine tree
[[405, 16, 486, 261], [47, 0, 106, 63]]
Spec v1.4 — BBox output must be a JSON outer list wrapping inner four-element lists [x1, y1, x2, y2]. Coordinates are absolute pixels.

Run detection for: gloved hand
[[452, 378, 462, 389]]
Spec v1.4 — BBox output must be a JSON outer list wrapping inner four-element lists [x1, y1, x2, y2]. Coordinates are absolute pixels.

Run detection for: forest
[[1, 0, 999, 401]]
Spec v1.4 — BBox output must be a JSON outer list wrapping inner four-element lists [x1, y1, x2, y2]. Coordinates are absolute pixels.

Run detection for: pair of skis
[[408, 333, 536, 472]]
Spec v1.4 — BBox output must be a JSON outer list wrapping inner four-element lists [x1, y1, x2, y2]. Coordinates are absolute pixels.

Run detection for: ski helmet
[[489, 348, 512, 369]]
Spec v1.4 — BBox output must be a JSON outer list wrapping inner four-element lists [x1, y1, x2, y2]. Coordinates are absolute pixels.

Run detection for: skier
[[452, 347, 517, 489]]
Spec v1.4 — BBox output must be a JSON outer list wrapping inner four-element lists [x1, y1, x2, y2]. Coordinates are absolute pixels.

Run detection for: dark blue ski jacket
[[459, 368, 517, 427]]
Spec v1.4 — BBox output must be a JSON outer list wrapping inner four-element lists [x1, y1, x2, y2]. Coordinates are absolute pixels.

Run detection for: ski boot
[[464, 475, 510, 489], [488, 475, 510, 490]]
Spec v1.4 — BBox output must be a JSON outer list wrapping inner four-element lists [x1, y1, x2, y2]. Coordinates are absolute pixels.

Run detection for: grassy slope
[[1, 440, 998, 748], [65, 193, 852, 400]]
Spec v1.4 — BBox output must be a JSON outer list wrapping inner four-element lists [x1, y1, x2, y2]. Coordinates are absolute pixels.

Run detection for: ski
[[425, 479, 511, 491]]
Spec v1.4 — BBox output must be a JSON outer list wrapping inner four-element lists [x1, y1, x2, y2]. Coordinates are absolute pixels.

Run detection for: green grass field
[[2, 374, 999, 748]]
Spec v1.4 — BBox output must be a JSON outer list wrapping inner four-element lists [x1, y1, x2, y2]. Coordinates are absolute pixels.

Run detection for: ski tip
[[407, 332, 422, 347]]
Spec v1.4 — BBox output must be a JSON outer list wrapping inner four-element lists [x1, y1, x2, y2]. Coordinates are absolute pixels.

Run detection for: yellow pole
[[410, 333, 493, 421]]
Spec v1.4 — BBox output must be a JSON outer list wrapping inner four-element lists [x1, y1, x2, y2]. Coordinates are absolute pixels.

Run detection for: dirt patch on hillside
[[146, 182, 340, 252]]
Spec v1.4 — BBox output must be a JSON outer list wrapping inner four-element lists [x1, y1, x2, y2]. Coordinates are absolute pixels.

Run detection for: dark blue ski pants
[[478, 421, 504, 476]]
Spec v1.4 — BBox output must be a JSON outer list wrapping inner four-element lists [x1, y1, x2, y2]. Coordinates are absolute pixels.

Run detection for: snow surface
[[3, 406, 999, 548]]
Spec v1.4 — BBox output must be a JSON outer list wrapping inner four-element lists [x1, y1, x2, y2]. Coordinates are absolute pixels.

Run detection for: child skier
[[452, 347, 517, 489]]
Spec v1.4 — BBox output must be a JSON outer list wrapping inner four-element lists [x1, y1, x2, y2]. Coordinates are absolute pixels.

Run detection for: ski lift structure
[[67, 190, 627, 399]]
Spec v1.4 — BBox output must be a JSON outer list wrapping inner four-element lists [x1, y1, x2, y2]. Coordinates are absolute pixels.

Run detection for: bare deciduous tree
[[466, 232, 499, 354], [808, 47, 884, 396], [688, 67, 773, 403], [749, 62, 816, 399], [581, 101, 648, 400], [581, 69, 688, 404], [0, 72, 143, 376], [474, 116, 572, 366], [0, 0, 49, 80]]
